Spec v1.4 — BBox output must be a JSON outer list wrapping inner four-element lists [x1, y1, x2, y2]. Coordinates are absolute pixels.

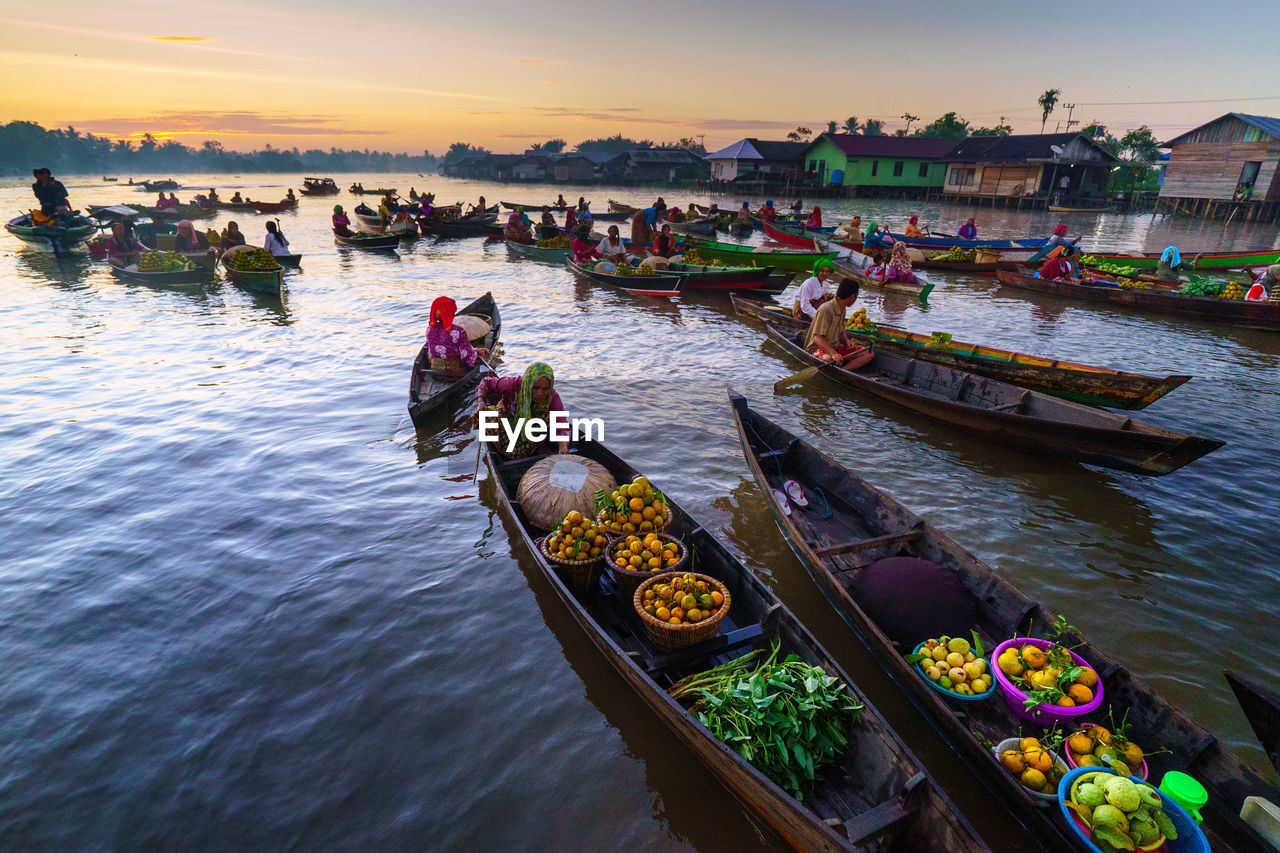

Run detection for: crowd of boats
[[9, 175, 1280, 851]]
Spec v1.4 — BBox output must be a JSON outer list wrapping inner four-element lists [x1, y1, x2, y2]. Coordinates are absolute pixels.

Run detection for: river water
[[1, 173, 1277, 850]]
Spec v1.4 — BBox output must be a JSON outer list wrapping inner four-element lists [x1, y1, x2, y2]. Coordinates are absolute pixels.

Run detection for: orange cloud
[[146, 36, 211, 42]]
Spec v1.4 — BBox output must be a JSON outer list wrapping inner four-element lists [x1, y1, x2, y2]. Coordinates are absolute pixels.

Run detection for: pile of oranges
[[641, 574, 724, 625], [545, 510, 608, 562], [998, 735, 1065, 796], [611, 533, 681, 573], [596, 476, 669, 536], [997, 641, 1098, 707]]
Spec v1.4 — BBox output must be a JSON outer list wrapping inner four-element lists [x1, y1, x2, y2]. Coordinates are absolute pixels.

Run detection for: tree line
[[0, 120, 439, 177]]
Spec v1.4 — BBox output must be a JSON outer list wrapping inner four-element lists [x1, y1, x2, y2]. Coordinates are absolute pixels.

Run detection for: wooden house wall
[[1170, 114, 1274, 145], [1159, 141, 1280, 200], [949, 163, 1040, 195]]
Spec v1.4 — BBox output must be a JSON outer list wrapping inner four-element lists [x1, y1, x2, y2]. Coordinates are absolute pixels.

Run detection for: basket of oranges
[[595, 475, 672, 537], [607, 532, 687, 594], [633, 572, 730, 652], [538, 510, 612, 594]]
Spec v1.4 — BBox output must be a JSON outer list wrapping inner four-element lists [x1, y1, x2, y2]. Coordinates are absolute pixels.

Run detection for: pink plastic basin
[[990, 637, 1104, 726]]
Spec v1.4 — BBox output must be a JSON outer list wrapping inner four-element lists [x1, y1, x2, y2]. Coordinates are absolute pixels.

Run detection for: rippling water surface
[[2, 173, 1277, 850]]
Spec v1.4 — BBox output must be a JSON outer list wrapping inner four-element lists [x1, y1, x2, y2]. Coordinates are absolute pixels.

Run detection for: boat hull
[[666, 263, 773, 291], [566, 259, 684, 297], [225, 265, 283, 296], [761, 323, 1222, 475], [1086, 249, 1280, 271], [5, 216, 98, 253], [996, 270, 1280, 331], [110, 263, 213, 286], [684, 237, 835, 273], [334, 232, 399, 249], [505, 240, 570, 264]]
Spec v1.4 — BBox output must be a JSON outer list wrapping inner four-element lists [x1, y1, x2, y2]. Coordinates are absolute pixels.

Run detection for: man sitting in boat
[[572, 225, 601, 264], [796, 259, 834, 319], [207, 188, 220, 203], [332, 205, 354, 237], [555, 194, 568, 207], [426, 296, 488, 375], [806, 279, 872, 368], [477, 362, 568, 457], [285, 189, 296, 202], [539, 205, 557, 227], [264, 221, 291, 257], [597, 224, 628, 263], [957, 218, 977, 240], [757, 199, 778, 223], [1037, 246, 1077, 281], [505, 207, 533, 244], [652, 224, 678, 258], [31, 168, 70, 222], [904, 215, 925, 238], [104, 221, 147, 265], [230, 192, 244, 204], [1156, 246, 1183, 282], [837, 216, 863, 244]]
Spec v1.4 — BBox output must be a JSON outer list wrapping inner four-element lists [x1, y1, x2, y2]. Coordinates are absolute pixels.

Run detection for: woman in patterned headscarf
[[425, 296, 488, 373], [477, 362, 569, 456]]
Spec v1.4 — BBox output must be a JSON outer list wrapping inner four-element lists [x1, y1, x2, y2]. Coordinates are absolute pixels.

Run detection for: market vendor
[[104, 221, 147, 265], [868, 242, 918, 285], [426, 296, 488, 374], [652, 224, 678, 259], [862, 221, 894, 250], [735, 202, 753, 224], [758, 199, 778, 223], [805, 278, 871, 368], [1156, 246, 1183, 282], [1249, 265, 1280, 301], [505, 207, 533, 244], [796, 258, 834, 319], [957, 218, 977, 240], [539, 205, 557, 227], [218, 221, 246, 254], [807, 206, 823, 229], [572, 225, 601, 264], [1038, 246, 1078, 281], [263, 221, 291, 257], [477, 362, 569, 457], [31, 168, 70, 218], [175, 219, 209, 252], [597, 224, 628, 263], [904, 215, 925, 238], [332, 204, 353, 236]]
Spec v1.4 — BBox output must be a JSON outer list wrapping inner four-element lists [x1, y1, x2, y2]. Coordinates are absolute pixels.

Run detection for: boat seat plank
[[814, 528, 923, 560], [841, 772, 926, 844], [642, 623, 766, 678]]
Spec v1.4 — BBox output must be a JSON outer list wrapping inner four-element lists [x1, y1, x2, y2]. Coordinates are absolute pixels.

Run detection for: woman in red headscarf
[[1046, 223, 1078, 249], [807, 205, 822, 229], [426, 296, 488, 373], [904, 215, 925, 238]]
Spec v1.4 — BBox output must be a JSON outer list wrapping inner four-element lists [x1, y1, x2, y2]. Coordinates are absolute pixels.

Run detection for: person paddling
[[805, 278, 872, 368]]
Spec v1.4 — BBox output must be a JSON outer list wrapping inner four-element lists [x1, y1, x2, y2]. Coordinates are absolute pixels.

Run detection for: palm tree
[[901, 113, 919, 135], [827, 120, 838, 134], [1038, 89, 1061, 133], [842, 117, 860, 134]]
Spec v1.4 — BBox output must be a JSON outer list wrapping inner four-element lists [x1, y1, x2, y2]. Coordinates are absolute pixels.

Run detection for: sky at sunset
[[3, 0, 1279, 154]]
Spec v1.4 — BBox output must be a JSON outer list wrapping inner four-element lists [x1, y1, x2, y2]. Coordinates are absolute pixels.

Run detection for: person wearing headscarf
[[957, 217, 977, 240], [104, 220, 148, 265], [332, 204, 353, 237], [652, 224, 678, 258], [577, 199, 593, 227], [838, 215, 863, 243], [795, 258, 835, 319], [736, 202, 753, 224], [904, 215, 925, 238], [1248, 265, 1280, 301], [564, 206, 577, 233], [218, 221, 246, 254], [1038, 246, 1077, 281], [868, 242, 918, 284], [477, 362, 569, 457], [807, 206, 823, 230], [1045, 223, 1077, 249], [174, 219, 208, 252], [862, 221, 893, 250], [758, 199, 778, 223], [572, 224, 600, 264], [426, 296, 487, 374], [1156, 246, 1183, 282], [505, 206, 533, 243], [539, 205, 557, 227]]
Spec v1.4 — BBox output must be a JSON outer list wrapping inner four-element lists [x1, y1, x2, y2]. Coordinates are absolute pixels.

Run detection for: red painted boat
[[761, 218, 861, 252]]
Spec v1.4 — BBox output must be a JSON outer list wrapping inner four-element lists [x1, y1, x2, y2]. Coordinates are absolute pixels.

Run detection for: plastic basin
[[1064, 723, 1149, 780], [912, 642, 996, 702], [992, 737, 1068, 806], [990, 637, 1103, 726], [1057, 766, 1209, 853]]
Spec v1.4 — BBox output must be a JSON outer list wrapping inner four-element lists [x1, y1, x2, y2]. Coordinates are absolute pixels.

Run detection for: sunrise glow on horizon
[[3, 0, 1279, 154]]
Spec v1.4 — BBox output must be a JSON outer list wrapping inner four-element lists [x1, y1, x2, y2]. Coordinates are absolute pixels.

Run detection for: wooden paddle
[[470, 353, 500, 480], [774, 366, 822, 391]]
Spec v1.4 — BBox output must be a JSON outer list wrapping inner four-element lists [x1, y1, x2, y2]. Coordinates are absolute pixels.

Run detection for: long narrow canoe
[[760, 218, 847, 250], [250, 199, 298, 214], [1085, 248, 1280, 271], [761, 323, 1223, 475], [729, 296, 1190, 409], [407, 292, 499, 428], [1225, 671, 1280, 774], [425, 218, 502, 238], [729, 391, 1279, 853], [224, 263, 283, 297], [6, 214, 98, 253], [505, 239, 570, 264], [667, 218, 717, 237], [607, 199, 637, 214], [334, 231, 399, 250], [683, 237, 836, 273], [995, 269, 1280, 332], [110, 262, 214, 287], [891, 233, 1047, 251], [833, 261, 936, 299], [483, 438, 988, 853], [664, 262, 776, 291], [566, 258, 684, 297], [500, 201, 574, 211]]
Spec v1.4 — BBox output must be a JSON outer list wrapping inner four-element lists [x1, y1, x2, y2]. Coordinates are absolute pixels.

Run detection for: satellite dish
[[1050, 145, 1064, 155]]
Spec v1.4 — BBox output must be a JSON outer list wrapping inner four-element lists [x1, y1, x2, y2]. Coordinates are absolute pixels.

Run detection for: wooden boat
[[566, 258, 684, 297], [1083, 248, 1280, 272], [213, 201, 258, 212], [136, 179, 179, 192], [103, 176, 117, 182], [1225, 671, 1280, 773], [250, 199, 298, 214], [407, 292, 500, 428], [5, 214, 98, 253], [425, 217, 502, 239], [995, 269, 1280, 332], [729, 221, 754, 239], [334, 231, 399, 250], [760, 218, 838, 250], [110, 261, 213, 286], [586, 210, 629, 222], [483, 438, 988, 853], [683, 237, 835, 273], [667, 218, 717, 237], [500, 201, 574, 212], [826, 259, 935, 299], [760, 322, 1223, 475], [607, 199, 637, 214], [274, 253, 302, 268], [349, 186, 396, 195], [113, 203, 217, 221], [224, 261, 283, 296], [1048, 203, 1114, 213], [729, 391, 1278, 853], [664, 262, 776, 292], [299, 177, 339, 196], [505, 239, 570, 264], [728, 296, 1189, 409], [891, 233, 1046, 251], [354, 211, 386, 231]]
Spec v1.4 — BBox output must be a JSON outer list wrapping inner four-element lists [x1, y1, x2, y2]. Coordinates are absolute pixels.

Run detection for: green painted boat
[[1084, 248, 1280, 271], [682, 236, 836, 273], [505, 239, 570, 264], [5, 214, 98, 253], [225, 264, 283, 296]]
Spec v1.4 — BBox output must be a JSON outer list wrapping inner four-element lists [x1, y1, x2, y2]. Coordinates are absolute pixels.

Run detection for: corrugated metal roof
[[1165, 112, 1280, 146], [940, 133, 1117, 163], [816, 133, 957, 159], [706, 139, 760, 160], [616, 148, 705, 165]]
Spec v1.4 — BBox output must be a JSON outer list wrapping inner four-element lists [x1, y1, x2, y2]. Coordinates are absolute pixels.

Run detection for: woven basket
[[595, 502, 673, 536], [633, 572, 730, 653], [454, 314, 491, 343], [607, 533, 688, 595], [538, 536, 604, 595]]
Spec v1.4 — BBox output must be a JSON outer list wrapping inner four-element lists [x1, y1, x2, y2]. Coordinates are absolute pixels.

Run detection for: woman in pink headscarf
[[174, 219, 207, 251], [807, 205, 822, 229], [904, 215, 925, 238]]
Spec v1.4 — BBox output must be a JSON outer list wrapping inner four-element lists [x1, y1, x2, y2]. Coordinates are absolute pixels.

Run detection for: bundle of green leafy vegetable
[[1178, 278, 1227, 297], [669, 641, 863, 799]]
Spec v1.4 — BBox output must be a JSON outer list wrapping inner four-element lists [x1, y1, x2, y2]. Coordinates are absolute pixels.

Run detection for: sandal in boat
[[771, 488, 791, 516], [783, 479, 808, 508]]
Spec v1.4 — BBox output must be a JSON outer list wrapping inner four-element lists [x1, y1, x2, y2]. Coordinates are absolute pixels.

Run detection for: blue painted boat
[[889, 233, 1047, 251]]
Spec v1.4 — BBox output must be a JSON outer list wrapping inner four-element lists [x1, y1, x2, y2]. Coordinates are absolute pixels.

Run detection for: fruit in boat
[[999, 750, 1025, 774], [912, 633, 991, 696], [598, 475, 669, 534], [547, 511, 607, 562], [1020, 767, 1046, 790], [613, 533, 681, 574], [642, 574, 722, 625]]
